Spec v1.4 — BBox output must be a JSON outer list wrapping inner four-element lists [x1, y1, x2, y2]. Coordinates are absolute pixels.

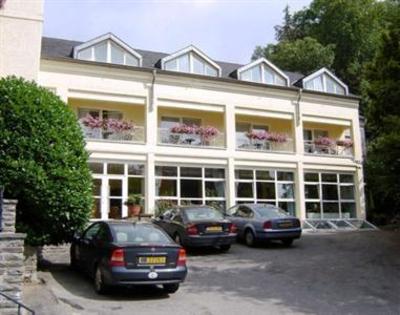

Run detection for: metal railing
[[0, 291, 35, 315], [236, 137, 294, 153], [158, 128, 225, 148], [81, 125, 145, 143], [304, 141, 353, 157]]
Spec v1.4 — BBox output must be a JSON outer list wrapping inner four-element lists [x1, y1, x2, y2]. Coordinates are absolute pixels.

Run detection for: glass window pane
[[277, 172, 294, 181], [128, 178, 144, 195], [325, 75, 336, 93], [103, 110, 122, 120], [340, 186, 355, 200], [160, 116, 180, 129], [156, 179, 177, 196], [91, 198, 101, 219], [125, 53, 139, 66], [321, 173, 337, 182], [78, 47, 92, 61], [256, 170, 275, 180], [305, 184, 319, 199], [107, 163, 124, 175], [205, 181, 225, 197], [193, 54, 205, 74], [304, 172, 319, 182], [341, 203, 356, 218], [205, 65, 218, 76], [335, 84, 345, 95], [235, 169, 253, 180], [89, 162, 103, 174], [277, 183, 294, 199], [240, 68, 252, 81], [263, 67, 274, 84], [109, 179, 122, 197], [181, 199, 203, 206], [256, 182, 275, 199], [340, 174, 354, 183], [178, 54, 189, 72], [182, 117, 201, 126], [205, 200, 225, 211], [155, 166, 177, 177], [92, 179, 101, 196], [279, 202, 296, 216], [322, 184, 338, 200], [165, 59, 178, 71], [110, 42, 124, 64], [94, 41, 107, 62], [181, 180, 202, 198], [306, 202, 321, 218], [109, 199, 122, 219], [275, 74, 286, 86], [251, 66, 261, 82], [128, 164, 144, 175], [181, 167, 202, 178], [323, 202, 339, 216], [78, 108, 100, 119], [236, 182, 253, 198], [205, 168, 225, 178]]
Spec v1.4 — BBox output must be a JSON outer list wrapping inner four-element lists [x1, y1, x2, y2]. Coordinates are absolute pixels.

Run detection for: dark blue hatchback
[[70, 221, 187, 294]]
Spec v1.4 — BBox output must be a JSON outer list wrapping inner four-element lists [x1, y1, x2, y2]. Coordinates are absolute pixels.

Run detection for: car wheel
[[174, 233, 183, 246], [245, 229, 255, 247], [163, 283, 180, 294], [94, 265, 108, 295], [220, 244, 231, 252], [282, 239, 294, 247]]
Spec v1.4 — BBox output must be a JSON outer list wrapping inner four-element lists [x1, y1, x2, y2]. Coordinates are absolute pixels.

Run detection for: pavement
[[23, 231, 400, 315]]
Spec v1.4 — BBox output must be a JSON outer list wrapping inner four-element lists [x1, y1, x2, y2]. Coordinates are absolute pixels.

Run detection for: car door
[[169, 210, 185, 238], [232, 206, 254, 238], [79, 223, 101, 273], [155, 210, 173, 234]]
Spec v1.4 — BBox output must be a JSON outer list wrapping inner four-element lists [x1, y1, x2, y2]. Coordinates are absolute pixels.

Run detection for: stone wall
[[0, 199, 26, 315]]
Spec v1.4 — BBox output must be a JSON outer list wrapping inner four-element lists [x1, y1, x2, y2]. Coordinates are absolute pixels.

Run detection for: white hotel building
[[0, 0, 366, 227]]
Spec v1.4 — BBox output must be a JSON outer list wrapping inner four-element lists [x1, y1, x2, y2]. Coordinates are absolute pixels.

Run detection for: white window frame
[[302, 68, 348, 95], [237, 58, 289, 86]]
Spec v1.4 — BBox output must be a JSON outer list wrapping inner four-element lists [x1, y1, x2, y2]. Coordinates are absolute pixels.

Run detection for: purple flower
[[336, 139, 353, 148], [314, 136, 335, 146]]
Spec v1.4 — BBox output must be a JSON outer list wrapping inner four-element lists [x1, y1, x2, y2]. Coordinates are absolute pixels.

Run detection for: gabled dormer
[[236, 58, 289, 87], [302, 68, 348, 95], [160, 45, 221, 77], [73, 33, 142, 67]]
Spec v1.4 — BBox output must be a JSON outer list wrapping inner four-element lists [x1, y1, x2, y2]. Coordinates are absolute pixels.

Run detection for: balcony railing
[[236, 137, 294, 153], [158, 128, 225, 148], [81, 125, 145, 143], [304, 141, 353, 157]]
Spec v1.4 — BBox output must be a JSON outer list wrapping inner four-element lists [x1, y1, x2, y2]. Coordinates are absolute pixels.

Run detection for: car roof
[[238, 203, 278, 209], [170, 205, 215, 210]]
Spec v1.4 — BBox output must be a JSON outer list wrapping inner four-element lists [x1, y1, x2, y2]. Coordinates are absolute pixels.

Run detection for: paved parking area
[[24, 231, 400, 315]]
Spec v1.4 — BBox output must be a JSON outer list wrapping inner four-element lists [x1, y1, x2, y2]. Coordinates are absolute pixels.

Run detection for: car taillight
[[110, 248, 125, 267], [229, 223, 238, 234], [263, 221, 272, 229], [186, 224, 198, 235], [177, 248, 187, 266]]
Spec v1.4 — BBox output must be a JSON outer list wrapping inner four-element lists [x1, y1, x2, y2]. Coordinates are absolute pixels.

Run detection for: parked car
[[70, 221, 187, 294], [153, 206, 237, 251], [225, 204, 301, 247]]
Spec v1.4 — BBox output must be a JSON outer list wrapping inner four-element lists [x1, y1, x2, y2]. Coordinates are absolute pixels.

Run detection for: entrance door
[[107, 177, 126, 219]]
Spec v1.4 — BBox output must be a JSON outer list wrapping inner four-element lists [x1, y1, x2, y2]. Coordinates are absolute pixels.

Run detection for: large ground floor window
[[304, 172, 356, 219], [89, 162, 145, 219], [235, 168, 296, 216], [155, 165, 226, 211]]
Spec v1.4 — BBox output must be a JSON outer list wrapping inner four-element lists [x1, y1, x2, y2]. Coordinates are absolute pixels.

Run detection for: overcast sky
[[43, 0, 311, 64]]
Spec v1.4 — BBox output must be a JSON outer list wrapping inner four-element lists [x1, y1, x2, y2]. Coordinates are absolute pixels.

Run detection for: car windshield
[[253, 205, 289, 219], [111, 224, 171, 245], [184, 207, 223, 221]]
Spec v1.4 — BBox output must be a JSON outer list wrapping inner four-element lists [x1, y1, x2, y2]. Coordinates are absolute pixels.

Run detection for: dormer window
[[161, 46, 221, 77], [302, 68, 348, 95], [237, 58, 289, 86], [73, 33, 142, 67]]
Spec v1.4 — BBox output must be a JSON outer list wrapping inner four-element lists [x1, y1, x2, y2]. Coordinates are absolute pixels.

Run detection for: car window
[[227, 205, 239, 216], [83, 223, 101, 240], [254, 205, 289, 219], [171, 213, 183, 223], [96, 224, 110, 242], [184, 207, 223, 221], [237, 206, 254, 218], [111, 224, 172, 245]]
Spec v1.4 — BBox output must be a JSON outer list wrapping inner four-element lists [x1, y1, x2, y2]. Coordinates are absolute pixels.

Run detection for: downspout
[[295, 88, 302, 127], [150, 69, 157, 112]]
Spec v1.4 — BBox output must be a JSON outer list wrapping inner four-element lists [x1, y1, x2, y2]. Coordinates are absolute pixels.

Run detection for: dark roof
[[41, 37, 305, 85]]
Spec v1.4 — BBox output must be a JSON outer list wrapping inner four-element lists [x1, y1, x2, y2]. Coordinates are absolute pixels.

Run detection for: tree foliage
[[252, 37, 335, 74], [0, 77, 93, 245]]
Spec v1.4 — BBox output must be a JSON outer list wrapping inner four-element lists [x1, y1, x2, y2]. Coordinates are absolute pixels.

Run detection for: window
[[304, 172, 356, 219], [235, 168, 296, 216], [155, 166, 226, 210], [83, 223, 101, 240], [162, 49, 220, 77], [303, 71, 347, 95], [76, 39, 140, 66], [238, 60, 288, 86]]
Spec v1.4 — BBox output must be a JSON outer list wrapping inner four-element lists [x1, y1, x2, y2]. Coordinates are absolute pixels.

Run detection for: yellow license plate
[[279, 222, 293, 228], [138, 256, 166, 265], [206, 226, 223, 232]]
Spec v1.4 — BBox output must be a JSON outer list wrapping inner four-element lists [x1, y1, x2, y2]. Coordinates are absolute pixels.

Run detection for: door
[[232, 206, 254, 237], [107, 176, 126, 219], [79, 223, 101, 272]]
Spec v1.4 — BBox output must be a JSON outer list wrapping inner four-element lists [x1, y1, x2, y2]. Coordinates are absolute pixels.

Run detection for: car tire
[[282, 239, 294, 247], [163, 283, 180, 294], [94, 265, 109, 295], [245, 229, 256, 247], [220, 244, 231, 252]]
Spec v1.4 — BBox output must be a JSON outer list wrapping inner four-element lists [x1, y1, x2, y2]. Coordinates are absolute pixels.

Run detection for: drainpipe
[[150, 69, 157, 112], [295, 88, 302, 127]]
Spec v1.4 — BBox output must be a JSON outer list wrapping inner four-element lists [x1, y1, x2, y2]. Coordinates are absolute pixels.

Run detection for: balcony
[[80, 124, 145, 142], [158, 128, 225, 148], [304, 139, 353, 157]]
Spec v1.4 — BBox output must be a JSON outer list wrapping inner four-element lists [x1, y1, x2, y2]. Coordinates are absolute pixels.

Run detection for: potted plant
[[124, 194, 143, 217], [336, 139, 353, 148]]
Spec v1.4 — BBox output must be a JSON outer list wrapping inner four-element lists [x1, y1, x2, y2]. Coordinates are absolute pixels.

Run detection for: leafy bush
[[0, 76, 92, 246]]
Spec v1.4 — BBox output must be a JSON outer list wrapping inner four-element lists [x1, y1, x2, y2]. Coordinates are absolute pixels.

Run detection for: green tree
[[0, 77, 93, 245], [252, 37, 335, 74], [364, 2, 400, 222]]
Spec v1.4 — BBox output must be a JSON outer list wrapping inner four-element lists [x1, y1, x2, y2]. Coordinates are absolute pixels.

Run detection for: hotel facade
[[0, 1, 366, 225]]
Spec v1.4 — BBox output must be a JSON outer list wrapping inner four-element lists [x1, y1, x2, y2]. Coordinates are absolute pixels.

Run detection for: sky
[[43, 0, 311, 65]]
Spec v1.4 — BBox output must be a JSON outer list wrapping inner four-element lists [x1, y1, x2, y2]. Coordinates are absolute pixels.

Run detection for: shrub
[[0, 76, 92, 246]]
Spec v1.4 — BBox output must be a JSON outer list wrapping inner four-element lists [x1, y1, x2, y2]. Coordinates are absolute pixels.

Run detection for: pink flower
[[266, 132, 288, 143], [246, 130, 268, 140], [197, 126, 220, 139], [79, 115, 134, 133], [336, 139, 353, 148], [80, 114, 104, 129], [314, 136, 335, 146]]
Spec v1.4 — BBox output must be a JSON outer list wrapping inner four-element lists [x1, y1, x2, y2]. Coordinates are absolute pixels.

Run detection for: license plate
[[206, 226, 223, 232], [279, 222, 293, 228], [138, 256, 166, 265]]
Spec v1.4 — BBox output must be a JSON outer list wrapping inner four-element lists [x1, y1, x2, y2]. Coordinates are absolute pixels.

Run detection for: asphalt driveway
[[24, 231, 400, 315]]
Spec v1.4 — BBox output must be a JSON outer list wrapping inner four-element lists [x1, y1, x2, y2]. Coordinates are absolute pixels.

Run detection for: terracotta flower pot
[[128, 204, 141, 217]]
